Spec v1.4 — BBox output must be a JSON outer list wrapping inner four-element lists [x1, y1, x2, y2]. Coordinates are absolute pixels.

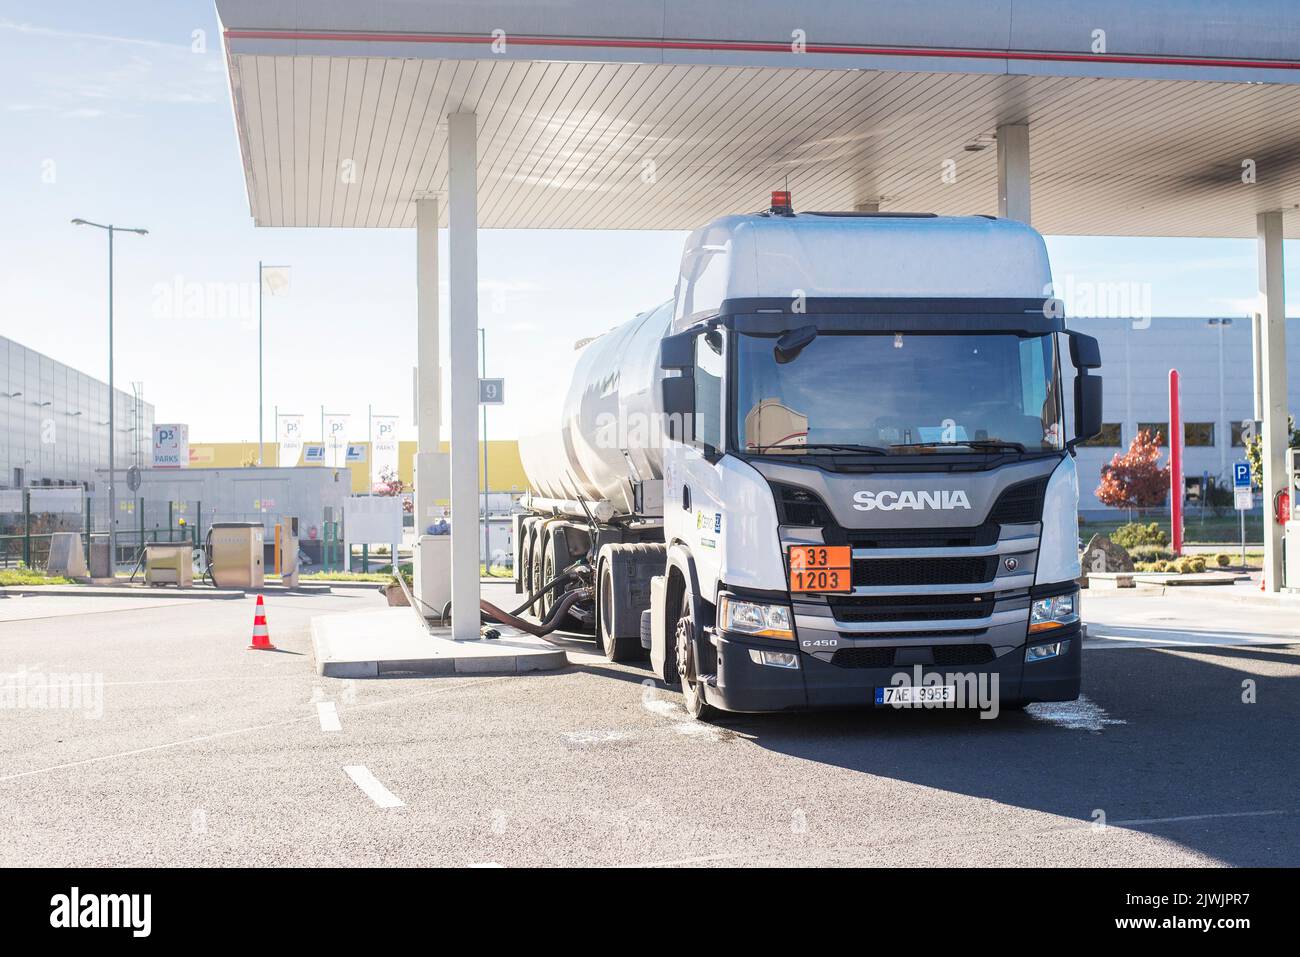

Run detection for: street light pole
[[258, 260, 263, 465], [257, 264, 290, 466], [72, 219, 147, 578]]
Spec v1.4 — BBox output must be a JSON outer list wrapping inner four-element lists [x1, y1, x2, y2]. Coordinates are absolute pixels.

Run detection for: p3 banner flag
[[277, 414, 304, 466], [371, 414, 399, 485]]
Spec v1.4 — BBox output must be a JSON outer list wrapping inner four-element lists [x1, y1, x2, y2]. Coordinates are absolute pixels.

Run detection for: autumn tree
[[1095, 429, 1171, 509]]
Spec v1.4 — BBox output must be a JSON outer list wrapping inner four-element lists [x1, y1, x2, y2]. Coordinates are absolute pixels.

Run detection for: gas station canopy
[[218, 0, 1300, 236], [215, 1, 1299, 623]]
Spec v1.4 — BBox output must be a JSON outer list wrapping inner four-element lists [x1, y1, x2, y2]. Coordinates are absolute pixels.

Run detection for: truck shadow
[[637, 644, 1299, 866]]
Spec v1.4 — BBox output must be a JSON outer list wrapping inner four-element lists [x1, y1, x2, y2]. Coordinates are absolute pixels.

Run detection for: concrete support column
[[416, 196, 441, 452], [412, 197, 450, 616], [997, 123, 1031, 224], [447, 112, 481, 638], [1256, 210, 1288, 591]]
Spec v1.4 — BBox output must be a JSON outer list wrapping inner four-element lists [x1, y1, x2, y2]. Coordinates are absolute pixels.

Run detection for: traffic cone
[[249, 594, 276, 650]]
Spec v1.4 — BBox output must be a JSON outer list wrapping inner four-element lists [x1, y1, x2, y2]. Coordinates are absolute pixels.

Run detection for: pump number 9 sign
[[788, 545, 852, 593]]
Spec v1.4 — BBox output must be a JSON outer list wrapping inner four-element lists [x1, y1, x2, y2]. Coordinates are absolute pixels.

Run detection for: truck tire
[[598, 560, 642, 661], [519, 517, 539, 597], [540, 524, 578, 630], [676, 578, 715, 720], [529, 524, 549, 619]]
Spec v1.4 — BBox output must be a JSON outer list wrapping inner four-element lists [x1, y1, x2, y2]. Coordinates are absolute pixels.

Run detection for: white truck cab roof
[[673, 211, 1053, 329]]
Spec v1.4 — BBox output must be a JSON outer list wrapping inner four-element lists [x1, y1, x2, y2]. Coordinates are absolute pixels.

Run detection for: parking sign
[[1232, 460, 1252, 510], [479, 378, 505, 405]]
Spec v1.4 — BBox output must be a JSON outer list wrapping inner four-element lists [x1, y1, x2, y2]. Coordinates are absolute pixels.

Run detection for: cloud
[[3, 22, 224, 117], [0, 18, 191, 51]]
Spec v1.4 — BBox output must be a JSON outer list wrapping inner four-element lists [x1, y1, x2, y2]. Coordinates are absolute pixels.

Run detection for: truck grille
[[828, 593, 994, 622], [830, 644, 996, 668], [843, 525, 996, 549], [851, 555, 997, 586]]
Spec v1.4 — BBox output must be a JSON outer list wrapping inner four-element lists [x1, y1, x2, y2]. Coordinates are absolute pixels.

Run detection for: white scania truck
[[513, 194, 1103, 719]]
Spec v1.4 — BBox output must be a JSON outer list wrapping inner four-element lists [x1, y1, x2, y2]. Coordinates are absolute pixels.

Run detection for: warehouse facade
[[1068, 316, 1297, 511], [1, 335, 154, 490]]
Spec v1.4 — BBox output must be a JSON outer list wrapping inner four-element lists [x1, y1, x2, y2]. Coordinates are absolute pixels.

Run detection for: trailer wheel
[[519, 518, 537, 597], [539, 526, 578, 631], [597, 560, 641, 662], [675, 583, 715, 720], [530, 527, 548, 620]]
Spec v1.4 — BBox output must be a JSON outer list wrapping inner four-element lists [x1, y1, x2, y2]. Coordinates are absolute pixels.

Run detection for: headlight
[[1029, 592, 1078, 634], [719, 595, 793, 640]]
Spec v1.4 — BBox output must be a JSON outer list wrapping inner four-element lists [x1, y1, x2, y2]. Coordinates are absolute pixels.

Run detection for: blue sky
[[1, 1, 1295, 442]]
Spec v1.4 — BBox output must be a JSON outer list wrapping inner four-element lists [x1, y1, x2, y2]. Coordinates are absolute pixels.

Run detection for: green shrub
[[1153, 560, 1169, 572], [1215, 553, 1231, 567], [1188, 557, 1206, 573], [1111, 521, 1169, 549]]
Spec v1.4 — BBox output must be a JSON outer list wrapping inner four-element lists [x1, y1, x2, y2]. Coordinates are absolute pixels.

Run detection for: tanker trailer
[[508, 192, 1103, 720]]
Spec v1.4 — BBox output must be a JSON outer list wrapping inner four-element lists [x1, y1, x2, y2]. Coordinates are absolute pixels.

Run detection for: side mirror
[[659, 330, 695, 371], [1065, 331, 1102, 447], [661, 377, 696, 442], [1067, 331, 1101, 370], [1073, 373, 1103, 446]]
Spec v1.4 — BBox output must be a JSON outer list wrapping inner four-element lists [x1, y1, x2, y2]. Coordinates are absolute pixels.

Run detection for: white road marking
[[1109, 809, 1290, 827], [633, 808, 1297, 868], [1026, 694, 1125, 731], [344, 765, 404, 808], [317, 701, 342, 732], [0, 676, 510, 785], [22, 675, 302, 688], [1087, 631, 1297, 650]]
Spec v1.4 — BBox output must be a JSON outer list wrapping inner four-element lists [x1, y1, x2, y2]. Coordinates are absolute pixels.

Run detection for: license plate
[[875, 685, 956, 706], [788, 545, 852, 593]]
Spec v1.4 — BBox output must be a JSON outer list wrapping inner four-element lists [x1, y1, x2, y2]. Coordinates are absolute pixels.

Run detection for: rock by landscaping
[[1081, 533, 1135, 574]]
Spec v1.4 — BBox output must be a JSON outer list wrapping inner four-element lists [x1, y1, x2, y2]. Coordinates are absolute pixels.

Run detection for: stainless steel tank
[[518, 300, 673, 517]]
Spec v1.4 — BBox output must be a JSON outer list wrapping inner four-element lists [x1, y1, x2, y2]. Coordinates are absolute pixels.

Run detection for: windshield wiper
[[749, 442, 889, 455], [888, 440, 1027, 454]]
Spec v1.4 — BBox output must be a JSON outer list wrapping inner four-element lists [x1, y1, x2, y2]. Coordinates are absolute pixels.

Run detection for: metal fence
[[2, 491, 349, 573]]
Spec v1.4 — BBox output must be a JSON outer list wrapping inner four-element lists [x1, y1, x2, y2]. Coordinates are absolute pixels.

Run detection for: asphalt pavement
[[0, 582, 1295, 867]]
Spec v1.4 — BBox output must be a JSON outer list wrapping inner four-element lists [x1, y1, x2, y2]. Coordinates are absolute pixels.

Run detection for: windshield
[[733, 331, 1063, 454]]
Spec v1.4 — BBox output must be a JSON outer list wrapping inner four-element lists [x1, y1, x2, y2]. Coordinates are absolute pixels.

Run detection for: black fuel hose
[[479, 589, 588, 640], [510, 569, 579, 617]]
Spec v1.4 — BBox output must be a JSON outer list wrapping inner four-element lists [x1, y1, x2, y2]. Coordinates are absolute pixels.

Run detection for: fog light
[[1026, 640, 1065, 662], [748, 649, 800, 670]]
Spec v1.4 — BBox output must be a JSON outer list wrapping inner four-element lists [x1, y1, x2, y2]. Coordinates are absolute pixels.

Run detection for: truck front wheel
[[675, 586, 715, 721]]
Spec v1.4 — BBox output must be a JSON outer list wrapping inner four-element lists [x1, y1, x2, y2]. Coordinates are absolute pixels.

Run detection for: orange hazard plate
[[788, 545, 852, 593]]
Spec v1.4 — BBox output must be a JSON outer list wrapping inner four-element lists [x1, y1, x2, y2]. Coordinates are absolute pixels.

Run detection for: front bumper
[[705, 623, 1082, 713]]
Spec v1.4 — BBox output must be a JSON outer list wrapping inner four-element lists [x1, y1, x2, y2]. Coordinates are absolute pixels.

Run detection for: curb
[[310, 615, 569, 678]]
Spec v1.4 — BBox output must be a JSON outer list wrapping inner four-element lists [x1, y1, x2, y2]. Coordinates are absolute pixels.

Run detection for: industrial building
[[1, 334, 154, 490], [1069, 316, 1295, 510]]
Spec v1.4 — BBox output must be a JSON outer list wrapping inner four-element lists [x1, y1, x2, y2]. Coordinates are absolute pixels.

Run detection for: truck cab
[[650, 204, 1103, 717]]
